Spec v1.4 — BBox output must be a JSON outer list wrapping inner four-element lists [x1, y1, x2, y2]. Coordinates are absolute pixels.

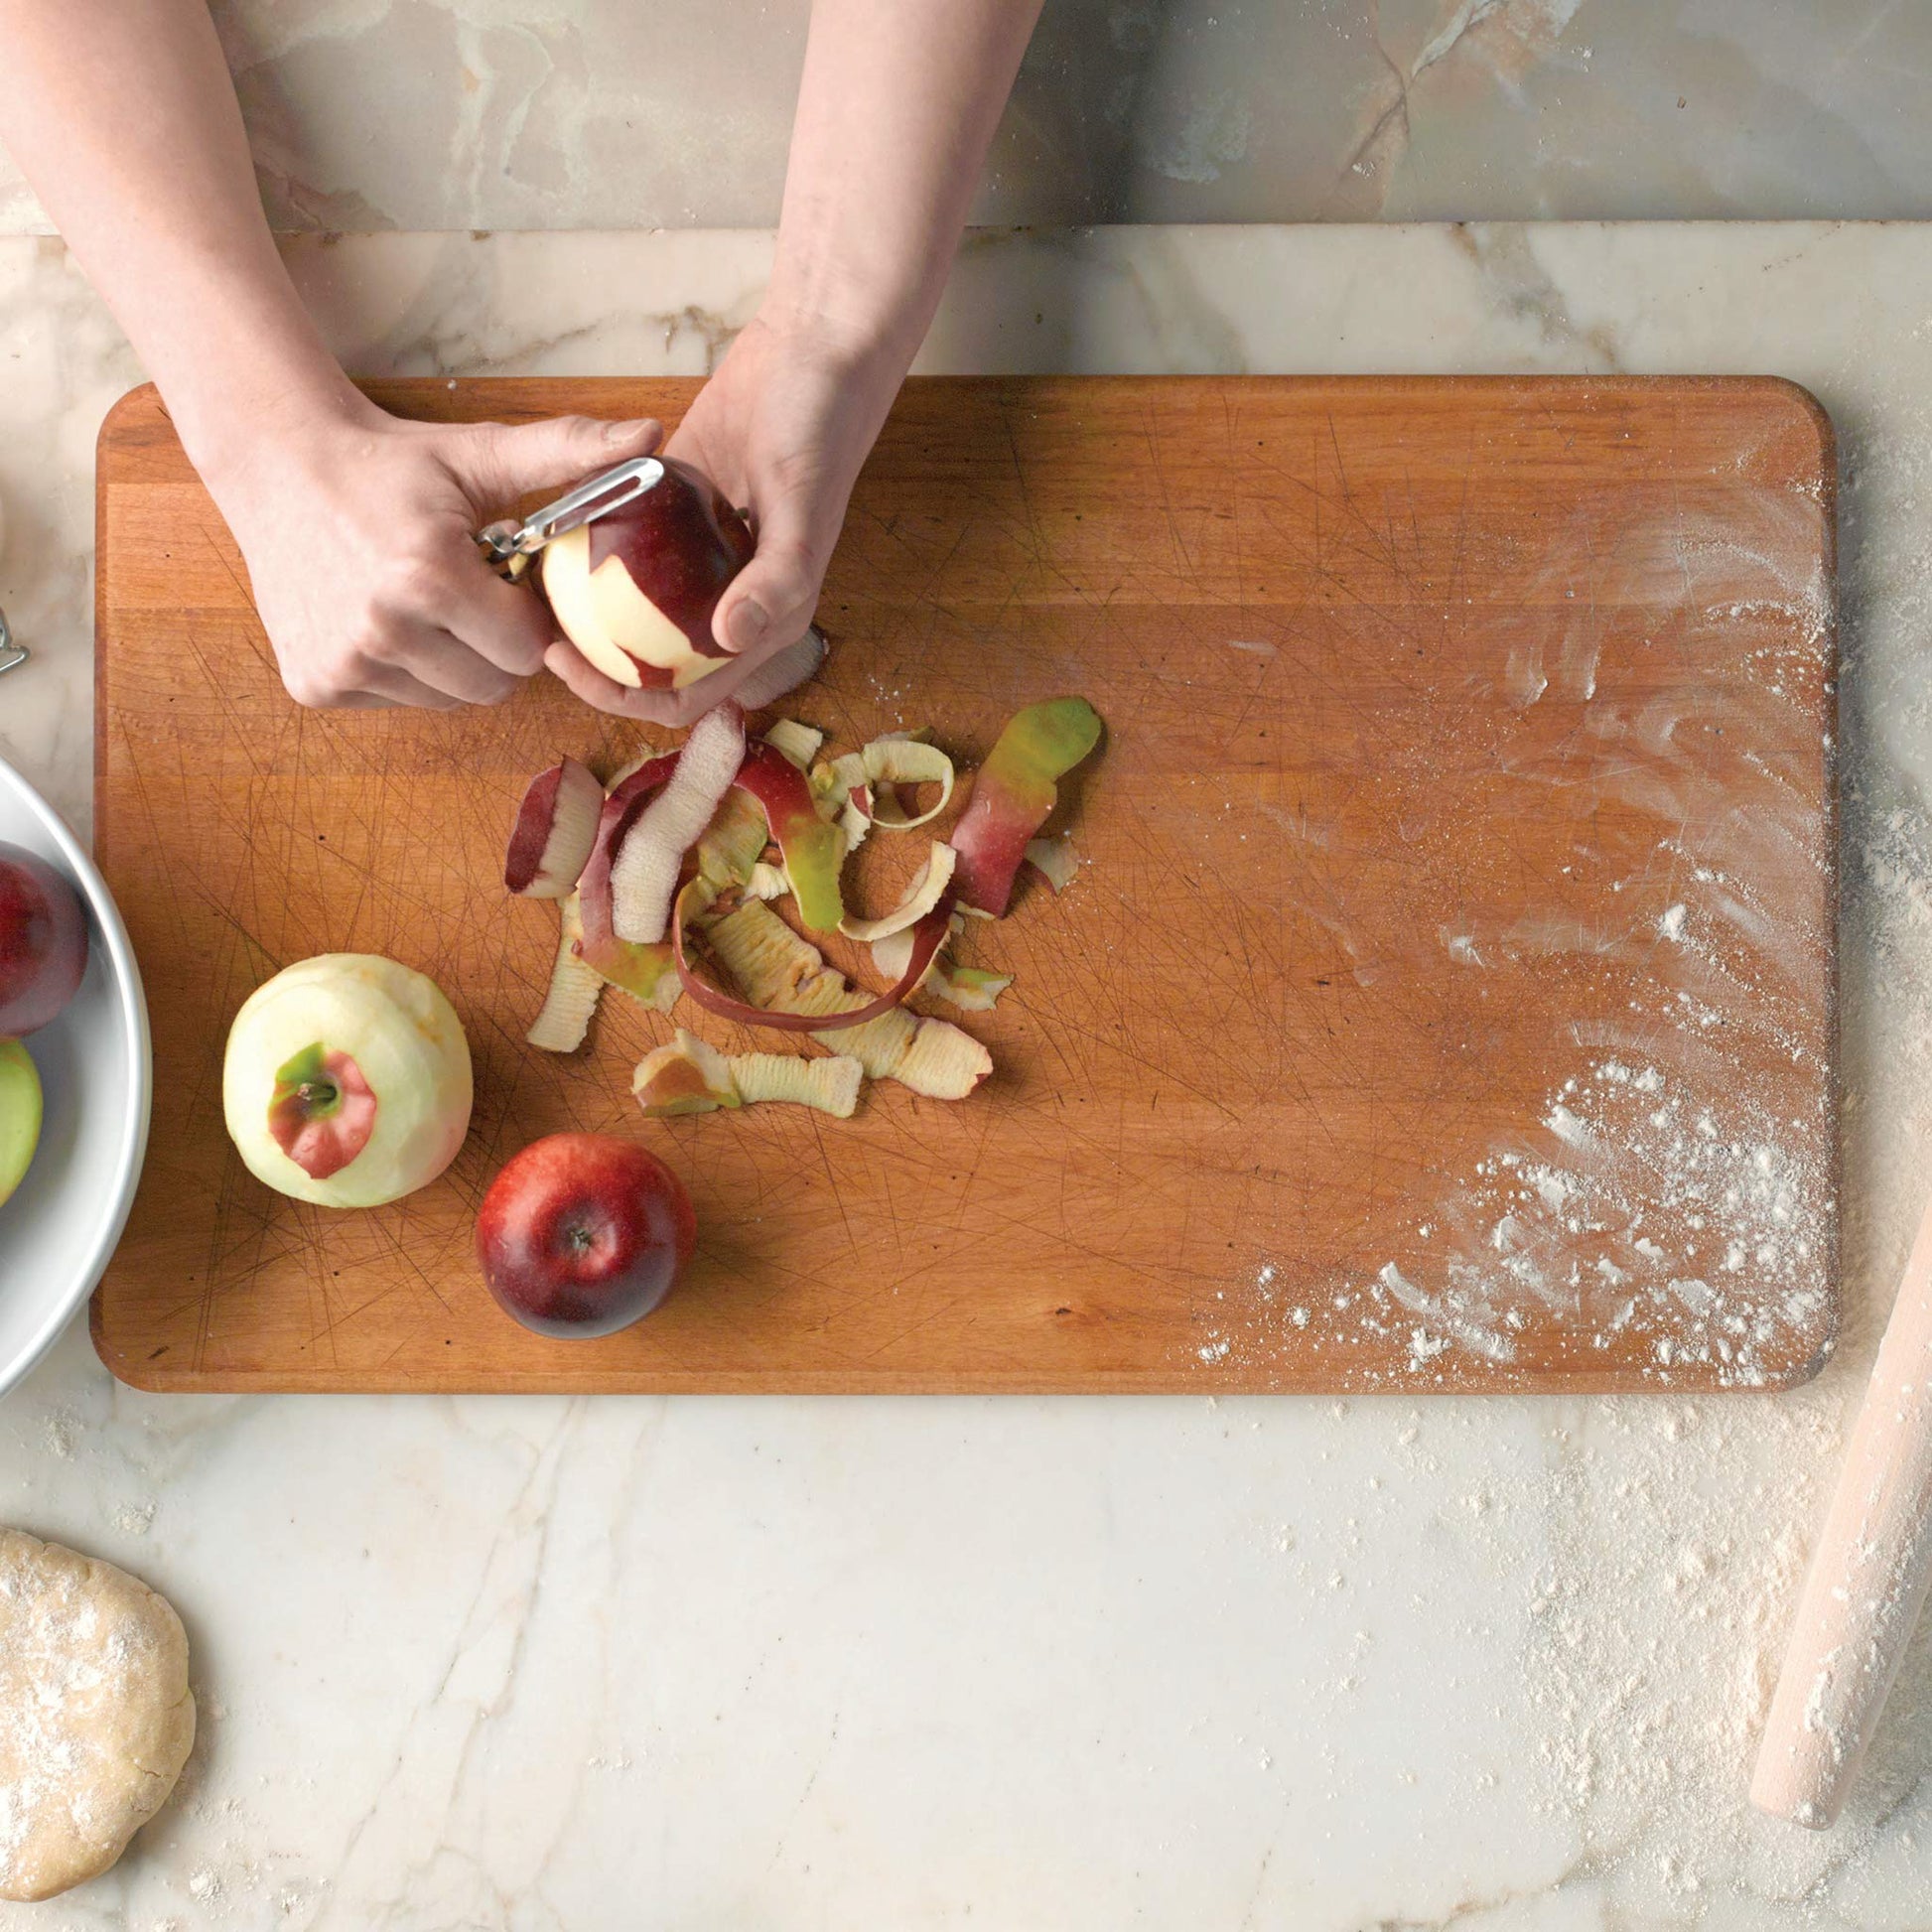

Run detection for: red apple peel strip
[[577, 753, 677, 953], [873, 918, 1014, 1010], [762, 719, 824, 769], [868, 925, 931, 988], [605, 747, 671, 790], [1024, 835, 1079, 893], [732, 740, 847, 932], [871, 926, 1012, 1012], [612, 703, 747, 944], [504, 757, 603, 897], [839, 840, 956, 943], [826, 738, 955, 833], [705, 899, 991, 1098], [672, 881, 952, 1035], [863, 739, 954, 829]]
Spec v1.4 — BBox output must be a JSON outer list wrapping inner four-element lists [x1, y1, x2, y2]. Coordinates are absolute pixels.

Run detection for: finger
[[542, 638, 694, 723], [354, 661, 466, 711], [541, 638, 634, 710], [730, 626, 826, 711], [386, 622, 523, 705], [436, 559, 556, 678], [452, 415, 664, 509], [283, 683, 400, 712], [543, 639, 759, 726], [713, 484, 834, 657]]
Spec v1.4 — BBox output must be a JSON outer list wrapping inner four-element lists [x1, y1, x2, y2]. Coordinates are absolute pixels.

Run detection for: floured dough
[[0, 1530, 196, 1902]]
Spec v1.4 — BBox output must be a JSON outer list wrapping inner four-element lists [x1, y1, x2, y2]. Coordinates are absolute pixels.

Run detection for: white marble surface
[[6, 222, 1932, 1923], [3, 2, 1930, 233]]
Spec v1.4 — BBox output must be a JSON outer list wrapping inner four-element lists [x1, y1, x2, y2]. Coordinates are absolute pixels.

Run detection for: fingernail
[[604, 417, 654, 446], [726, 598, 768, 653]]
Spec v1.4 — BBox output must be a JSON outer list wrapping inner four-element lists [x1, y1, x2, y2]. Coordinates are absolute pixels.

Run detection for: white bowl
[[0, 756, 151, 1398]]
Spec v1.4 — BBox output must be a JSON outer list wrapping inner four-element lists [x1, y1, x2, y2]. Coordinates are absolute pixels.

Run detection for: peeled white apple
[[223, 953, 473, 1209], [540, 457, 755, 691]]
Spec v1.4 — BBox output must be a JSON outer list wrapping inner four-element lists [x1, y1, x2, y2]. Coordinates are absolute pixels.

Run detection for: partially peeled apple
[[542, 458, 755, 691], [223, 954, 473, 1208]]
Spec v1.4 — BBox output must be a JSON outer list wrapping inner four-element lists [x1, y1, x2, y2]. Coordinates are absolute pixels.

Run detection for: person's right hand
[[543, 310, 904, 730], [204, 401, 662, 710]]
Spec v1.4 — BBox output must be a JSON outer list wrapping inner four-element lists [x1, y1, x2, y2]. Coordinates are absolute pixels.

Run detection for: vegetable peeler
[[0, 607, 24, 677], [475, 456, 664, 581]]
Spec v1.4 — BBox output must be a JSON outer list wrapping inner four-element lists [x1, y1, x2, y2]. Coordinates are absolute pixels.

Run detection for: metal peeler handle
[[0, 607, 24, 677], [476, 455, 665, 580]]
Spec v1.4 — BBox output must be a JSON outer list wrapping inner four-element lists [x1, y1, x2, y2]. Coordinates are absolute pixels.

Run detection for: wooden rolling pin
[[1751, 1190, 1932, 1827]]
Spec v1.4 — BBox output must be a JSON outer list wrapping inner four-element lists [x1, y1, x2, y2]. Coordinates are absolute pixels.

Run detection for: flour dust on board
[[1196, 479, 1836, 1388]]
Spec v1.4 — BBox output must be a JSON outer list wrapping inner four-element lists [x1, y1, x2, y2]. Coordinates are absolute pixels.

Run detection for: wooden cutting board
[[91, 375, 1837, 1394]]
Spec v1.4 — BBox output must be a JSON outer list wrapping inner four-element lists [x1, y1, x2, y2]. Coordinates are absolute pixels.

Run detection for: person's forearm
[[766, 0, 1042, 366], [0, 0, 365, 478]]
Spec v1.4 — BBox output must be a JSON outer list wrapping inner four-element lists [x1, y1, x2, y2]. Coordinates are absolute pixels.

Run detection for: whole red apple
[[477, 1132, 695, 1337], [0, 842, 88, 1036]]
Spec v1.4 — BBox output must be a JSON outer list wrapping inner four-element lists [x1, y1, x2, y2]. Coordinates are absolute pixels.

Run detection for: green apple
[[0, 1037, 42, 1208]]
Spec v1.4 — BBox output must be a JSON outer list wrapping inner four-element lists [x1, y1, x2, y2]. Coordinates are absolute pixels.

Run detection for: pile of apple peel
[[504, 694, 1102, 1116]]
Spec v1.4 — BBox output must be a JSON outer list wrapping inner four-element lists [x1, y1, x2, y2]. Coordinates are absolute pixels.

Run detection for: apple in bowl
[[477, 1133, 694, 1337], [0, 1037, 42, 1209], [541, 457, 755, 692], [0, 841, 88, 1036], [223, 953, 473, 1208]]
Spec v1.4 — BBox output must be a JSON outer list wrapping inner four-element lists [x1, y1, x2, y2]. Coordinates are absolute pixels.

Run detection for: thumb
[[715, 487, 836, 656], [456, 414, 662, 507]]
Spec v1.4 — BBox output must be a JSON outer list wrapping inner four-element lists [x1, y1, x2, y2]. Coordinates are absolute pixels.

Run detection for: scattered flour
[[1187, 402, 1932, 1911]]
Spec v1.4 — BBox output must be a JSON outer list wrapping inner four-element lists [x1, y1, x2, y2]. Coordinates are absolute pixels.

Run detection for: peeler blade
[[476, 455, 665, 574]]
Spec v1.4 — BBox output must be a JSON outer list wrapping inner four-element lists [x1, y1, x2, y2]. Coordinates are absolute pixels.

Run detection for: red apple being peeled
[[476, 1132, 695, 1337], [541, 457, 756, 691], [0, 842, 87, 1037]]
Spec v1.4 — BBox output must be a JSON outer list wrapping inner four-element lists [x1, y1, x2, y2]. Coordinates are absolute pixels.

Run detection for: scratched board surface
[[92, 376, 1836, 1393]]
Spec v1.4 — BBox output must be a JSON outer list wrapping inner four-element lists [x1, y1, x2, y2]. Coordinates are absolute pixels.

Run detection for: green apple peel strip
[[730, 740, 848, 932], [948, 697, 1103, 915]]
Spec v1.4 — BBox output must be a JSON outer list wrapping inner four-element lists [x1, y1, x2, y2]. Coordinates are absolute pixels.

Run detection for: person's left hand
[[544, 309, 903, 726]]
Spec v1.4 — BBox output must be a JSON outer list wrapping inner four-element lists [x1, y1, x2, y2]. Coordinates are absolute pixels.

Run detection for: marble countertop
[[5, 221, 1932, 1926], [3, 2, 1929, 234]]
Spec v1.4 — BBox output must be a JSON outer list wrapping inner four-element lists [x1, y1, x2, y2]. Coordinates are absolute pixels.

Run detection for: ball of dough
[[0, 1530, 196, 1902]]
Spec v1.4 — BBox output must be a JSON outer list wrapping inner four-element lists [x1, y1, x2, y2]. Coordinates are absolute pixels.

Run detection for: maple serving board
[[92, 376, 1836, 1394]]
